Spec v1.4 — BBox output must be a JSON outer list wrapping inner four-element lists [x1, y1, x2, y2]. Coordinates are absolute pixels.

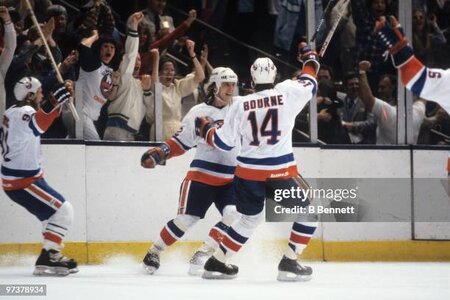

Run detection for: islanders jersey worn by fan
[[1, 105, 59, 190], [206, 75, 317, 181], [168, 102, 239, 185]]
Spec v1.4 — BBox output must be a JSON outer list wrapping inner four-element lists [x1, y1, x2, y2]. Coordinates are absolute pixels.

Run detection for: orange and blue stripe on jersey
[[1, 166, 43, 191], [29, 109, 60, 136], [207, 129, 234, 151], [235, 153, 299, 181], [185, 159, 235, 186], [166, 136, 191, 158]]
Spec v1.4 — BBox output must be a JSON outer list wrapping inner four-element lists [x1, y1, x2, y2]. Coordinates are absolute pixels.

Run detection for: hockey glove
[[375, 16, 414, 67], [50, 83, 71, 107], [195, 116, 214, 139], [141, 143, 171, 168], [297, 42, 320, 75]]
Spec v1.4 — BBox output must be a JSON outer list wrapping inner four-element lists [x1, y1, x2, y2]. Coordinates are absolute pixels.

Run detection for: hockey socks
[[286, 222, 318, 258]]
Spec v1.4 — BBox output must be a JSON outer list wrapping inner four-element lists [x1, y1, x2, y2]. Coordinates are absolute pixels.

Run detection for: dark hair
[[46, 4, 68, 21], [319, 64, 334, 79], [318, 79, 337, 99], [343, 71, 359, 84], [159, 57, 177, 72]]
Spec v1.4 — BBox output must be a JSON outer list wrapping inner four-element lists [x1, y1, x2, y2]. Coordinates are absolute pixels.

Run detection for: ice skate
[[188, 250, 211, 276], [143, 251, 160, 274], [277, 255, 312, 282], [33, 249, 78, 276], [202, 256, 238, 279]]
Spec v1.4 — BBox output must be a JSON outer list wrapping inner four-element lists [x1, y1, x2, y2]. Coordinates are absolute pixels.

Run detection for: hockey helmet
[[250, 57, 277, 85], [208, 67, 238, 91], [13, 77, 42, 101]]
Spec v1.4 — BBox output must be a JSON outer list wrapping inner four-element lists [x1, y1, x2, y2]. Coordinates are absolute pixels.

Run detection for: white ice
[[0, 255, 449, 300]]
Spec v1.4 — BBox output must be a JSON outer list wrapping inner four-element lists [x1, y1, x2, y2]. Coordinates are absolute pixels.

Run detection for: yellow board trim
[[1, 240, 450, 265]]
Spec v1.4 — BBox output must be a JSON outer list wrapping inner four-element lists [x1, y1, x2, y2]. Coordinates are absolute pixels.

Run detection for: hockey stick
[[23, 0, 80, 121], [318, 0, 350, 57], [310, 0, 336, 43]]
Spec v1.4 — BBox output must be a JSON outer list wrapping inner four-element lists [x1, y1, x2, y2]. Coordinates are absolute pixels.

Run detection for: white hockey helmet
[[208, 67, 238, 90], [250, 57, 277, 85], [13, 76, 42, 101]]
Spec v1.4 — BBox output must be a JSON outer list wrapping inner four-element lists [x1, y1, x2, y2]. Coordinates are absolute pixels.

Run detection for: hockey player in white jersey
[[1, 77, 77, 276], [376, 15, 450, 115], [195, 45, 320, 281], [140, 67, 240, 275]]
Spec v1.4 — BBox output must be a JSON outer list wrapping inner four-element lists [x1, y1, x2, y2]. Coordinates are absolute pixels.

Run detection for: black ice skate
[[143, 251, 160, 274], [188, 250, 212, 276], [277, 255, 312, 282], [202, 255, 238, 279], [33, 249, 78, 276]]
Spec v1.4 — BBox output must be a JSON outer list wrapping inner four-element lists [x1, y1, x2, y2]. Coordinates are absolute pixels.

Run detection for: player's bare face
[[100, 43, 116, 65], [218, 82, 236, 103], [160, 62, 175, 86]]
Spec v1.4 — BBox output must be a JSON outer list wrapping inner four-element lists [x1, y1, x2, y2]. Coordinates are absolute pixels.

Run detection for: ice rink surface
[[0, 255, 449, 300]]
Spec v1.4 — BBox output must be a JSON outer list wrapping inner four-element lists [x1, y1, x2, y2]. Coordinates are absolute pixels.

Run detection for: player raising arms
[[1, 77, 77, 276], [376, 15, 450, 114], [140, 67, 241, 275], [195, 44, 320, 281]]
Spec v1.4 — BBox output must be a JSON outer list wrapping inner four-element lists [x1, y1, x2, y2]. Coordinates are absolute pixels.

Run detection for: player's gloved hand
[[141, 143, 170, 168], [375, 15, 414, 67], [195, 116, 214, 138], [297, 42, 320, 75], [50, 83, 71, 107]]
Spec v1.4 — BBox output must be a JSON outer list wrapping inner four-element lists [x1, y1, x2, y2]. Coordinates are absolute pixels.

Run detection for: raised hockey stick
[[310, 0, 336, 43], [23, 0, 80, 121], [318, 0, 350, 57]]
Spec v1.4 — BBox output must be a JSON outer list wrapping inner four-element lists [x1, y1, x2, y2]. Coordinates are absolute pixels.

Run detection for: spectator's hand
[[185, 39, 196, 58], [42, 17, 55, 40], [141, 74, 152, 91], [359, 60, 371, 72], [342, 121, 353, 131], [297, 42, 320, 74], [0, 6, 11, 23], [111, 71, 121, 86], [94, 0, 103, 7], [185, 9, 197, 26], [150, 48, 159, 61], [129, 12, 144, 31], [318, 108, 332, 122], [375, 16, 414, 67], [59, 50, 79, 74]]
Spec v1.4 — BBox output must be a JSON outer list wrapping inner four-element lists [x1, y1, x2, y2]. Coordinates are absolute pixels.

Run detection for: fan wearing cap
[[1, 77, 77, 276], [140, 67, 241, 276]]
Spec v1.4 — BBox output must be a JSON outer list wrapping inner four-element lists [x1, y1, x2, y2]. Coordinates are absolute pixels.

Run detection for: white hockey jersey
[[1, 105, 58, 191], [207, 75, 317, 181], [400, 56, 450, 114], [76, 61, 113, 121], [167, 102, 239, 186]]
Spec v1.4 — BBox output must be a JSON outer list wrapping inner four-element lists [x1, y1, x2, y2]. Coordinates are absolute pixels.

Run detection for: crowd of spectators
[[0, 0, 449, 145]]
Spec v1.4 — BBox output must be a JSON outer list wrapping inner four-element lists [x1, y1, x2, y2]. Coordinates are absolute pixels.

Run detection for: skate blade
[[69, 267, 79, 274], [188, 264, 204, 276], [143, 264, 158, 275], [202, 270, 237, 280], [277, 271, 312, 282], [33, 266, 70, 277]]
